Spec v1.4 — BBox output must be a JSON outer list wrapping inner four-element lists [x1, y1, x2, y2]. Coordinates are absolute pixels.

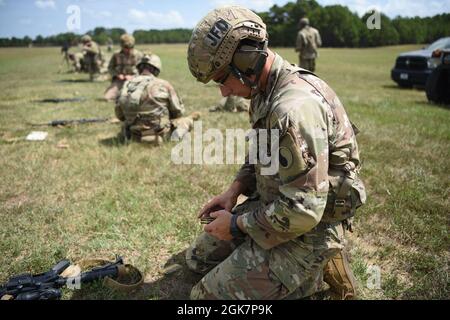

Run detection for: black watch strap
[[230, 214, 246, 239]]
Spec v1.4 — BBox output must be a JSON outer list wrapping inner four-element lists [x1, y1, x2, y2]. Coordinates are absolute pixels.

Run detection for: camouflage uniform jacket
[[71, 52, 84, 71], [295, 26, 322, 59], [236, 54, 363, 251], [82, 41, 101, 57], [115, 74, 185, 129], [108, 49, 143, 79]]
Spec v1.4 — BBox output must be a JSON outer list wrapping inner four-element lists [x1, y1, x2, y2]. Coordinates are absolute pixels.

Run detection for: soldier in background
[[209, 95, 249, 113], [68, 52, 85, 73], [115, 53, 200, 144], [105, 34, 143, 101], [295, 17, 322, 72], [107, 37, 113, 53], [186, 6, 365, 300], [60, 41, 70, 69], [81, 35, 102, 81]]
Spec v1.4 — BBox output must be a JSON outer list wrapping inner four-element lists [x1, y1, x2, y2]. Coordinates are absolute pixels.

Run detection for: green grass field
[[0, 44, 448, 300]]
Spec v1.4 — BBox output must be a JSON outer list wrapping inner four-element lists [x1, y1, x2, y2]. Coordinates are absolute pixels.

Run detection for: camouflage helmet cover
[[187, 6, 267, 83], [81, 34, 92, 43], [137, 53, 162, 72], [120, 34, 135, 48]]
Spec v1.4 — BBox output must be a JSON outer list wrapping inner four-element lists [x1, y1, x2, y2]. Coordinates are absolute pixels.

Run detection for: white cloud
[[19, 18, 32, 25], [129, 9, 146, 20], [318, 0, 450, 18], [128, 9, 185, 28], [209, 0, 274, 11], [99, 11, 112, 18], [35, 0, 55, 9], [379, 0, 450, 18]]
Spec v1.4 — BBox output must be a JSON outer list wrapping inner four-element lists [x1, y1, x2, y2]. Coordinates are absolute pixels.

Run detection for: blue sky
[[0, 0, 449, 38]]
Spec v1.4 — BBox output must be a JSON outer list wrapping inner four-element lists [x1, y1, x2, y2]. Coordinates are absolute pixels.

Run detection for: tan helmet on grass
[[187, 6, 268, 88]]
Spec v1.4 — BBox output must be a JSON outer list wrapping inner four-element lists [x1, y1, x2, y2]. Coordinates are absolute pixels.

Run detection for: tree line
[[1, 0, 449, 48], [0, 27, 193, 47], [259, 0, 449, 47]]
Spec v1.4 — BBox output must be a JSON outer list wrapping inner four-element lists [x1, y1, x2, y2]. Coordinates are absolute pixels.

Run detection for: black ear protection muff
[[229, 40, 268, 89], [138, 63, 160, 77]]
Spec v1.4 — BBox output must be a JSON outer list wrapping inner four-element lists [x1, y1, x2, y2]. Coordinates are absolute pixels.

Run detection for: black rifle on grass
[[29, 117, 112, 127], [0, 256, 124, 300], [36, 97, 87, 104]]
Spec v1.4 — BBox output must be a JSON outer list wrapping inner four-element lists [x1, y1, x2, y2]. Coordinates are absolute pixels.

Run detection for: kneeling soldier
[[186, 6, 366, 300], [115, 53, 200, 144]]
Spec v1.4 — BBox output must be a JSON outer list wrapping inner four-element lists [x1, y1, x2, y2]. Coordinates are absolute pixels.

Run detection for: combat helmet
[[187, 6, 268, 88], [298, 17, 310, 28], [81, 34, 92, 43], [120, 34, 135, 49], [137, 53, 162, 76]]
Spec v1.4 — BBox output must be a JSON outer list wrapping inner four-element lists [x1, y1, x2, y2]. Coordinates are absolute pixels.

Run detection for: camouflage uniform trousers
[[186, 199, 345, 300], [104, 79, 126, 101], [123, 114, 198, 144], [299, 57, 316, 73], [84, 53, 101, 81]]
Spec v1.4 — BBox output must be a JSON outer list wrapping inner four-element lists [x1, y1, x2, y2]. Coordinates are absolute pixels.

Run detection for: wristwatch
[[230, 214, 246, 239]]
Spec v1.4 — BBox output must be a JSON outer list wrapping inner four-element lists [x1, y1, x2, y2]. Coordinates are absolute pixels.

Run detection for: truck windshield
[[427, 38, 450, 51]]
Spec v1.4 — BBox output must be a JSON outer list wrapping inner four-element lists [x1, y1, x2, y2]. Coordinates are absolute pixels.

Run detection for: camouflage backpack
[[304, 28, 317, 53], [117, 75, 155, 122]]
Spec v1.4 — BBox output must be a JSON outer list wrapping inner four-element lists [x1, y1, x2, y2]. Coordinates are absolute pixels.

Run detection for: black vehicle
[[426, 49, 450, 105], [391, 37, 450, 88]]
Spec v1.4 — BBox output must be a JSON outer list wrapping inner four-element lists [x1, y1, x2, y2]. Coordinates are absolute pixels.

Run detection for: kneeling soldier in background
[[115, 53, 200, 144]]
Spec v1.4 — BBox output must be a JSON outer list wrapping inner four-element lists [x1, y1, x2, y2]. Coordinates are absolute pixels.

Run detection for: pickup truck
[[391, 37, 450, 88]]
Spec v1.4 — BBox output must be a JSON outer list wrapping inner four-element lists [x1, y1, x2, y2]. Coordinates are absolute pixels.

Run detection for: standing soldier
[[107, 37, 113, 53], [295, 17, 322, 72], [210, 95, 249, 113], [60, 41, 70, 69], [104, 34, 143, 101], [186, 6, 365, 300], [115, 53, 200, 144], [81, 35, 102, 81]]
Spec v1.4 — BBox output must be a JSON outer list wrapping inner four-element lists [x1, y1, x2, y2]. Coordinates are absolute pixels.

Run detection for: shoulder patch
[[278, 128, 308, 183]]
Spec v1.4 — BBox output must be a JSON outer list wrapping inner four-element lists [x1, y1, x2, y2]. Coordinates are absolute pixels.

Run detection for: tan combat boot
[[323, 250, 357, 300], [141, 134, 162, 145]]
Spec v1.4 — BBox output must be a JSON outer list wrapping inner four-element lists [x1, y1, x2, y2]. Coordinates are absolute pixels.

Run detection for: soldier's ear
[[232, 44, 260, 75]]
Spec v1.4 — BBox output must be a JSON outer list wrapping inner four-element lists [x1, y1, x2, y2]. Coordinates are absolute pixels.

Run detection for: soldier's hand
[[204, 210, 233, 241], [118, 74, 125, 80], [198, 191, 237, 219]]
